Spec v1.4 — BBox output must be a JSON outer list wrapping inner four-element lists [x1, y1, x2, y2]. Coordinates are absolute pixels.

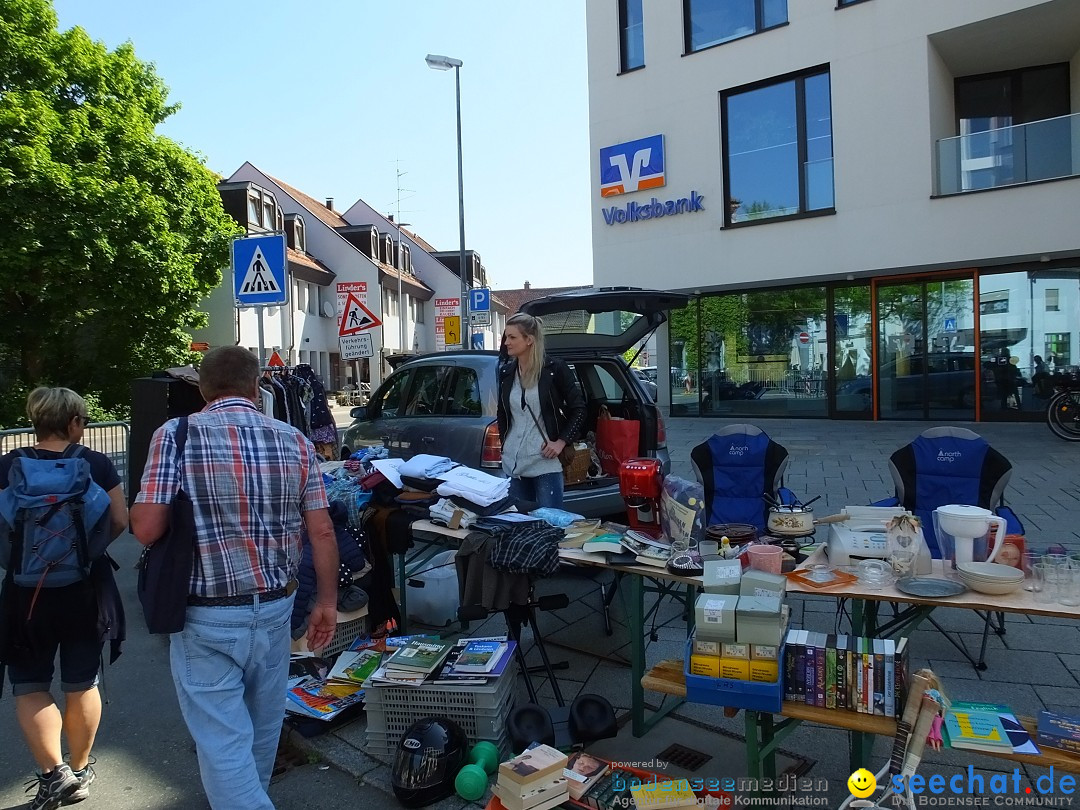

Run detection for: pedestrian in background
[[497, 313, 585, 509], [130, 346, 339, 810], [1, 388, 127, 810]]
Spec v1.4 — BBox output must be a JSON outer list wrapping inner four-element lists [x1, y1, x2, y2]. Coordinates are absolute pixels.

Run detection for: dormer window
[[248, 195, 261, 225], [370, 230, 379, 259], [246, 187, 279, 230], [401, 245, 411, 274], [383, 235, 394, 265], [294, 218, 306, 252], [276, 208, 284, 232]]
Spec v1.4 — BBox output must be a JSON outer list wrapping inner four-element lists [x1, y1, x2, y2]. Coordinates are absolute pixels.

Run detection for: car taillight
[[481, 422, 502, 468], [656, 413, 667, 448]]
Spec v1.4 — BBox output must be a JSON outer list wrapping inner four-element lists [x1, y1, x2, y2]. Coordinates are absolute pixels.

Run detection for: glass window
[[373, 371, 410, 419], [1046, 334, 1071, 367], [404, 366, 451, 416], [979, 290, 1009, 315], [248, 195, 261, 226], [619, 0, 645, 71], [686, 0, 787, 53], [307, 283, 317, 316], [1046, 288, 1060, 312], [263, 199, 275, 231], [445, 368, 482, 416], [415, 297, 425, 323], [295, 280, 305, 312], [724, 68, 833, 224], [295, 219, 305, 252]]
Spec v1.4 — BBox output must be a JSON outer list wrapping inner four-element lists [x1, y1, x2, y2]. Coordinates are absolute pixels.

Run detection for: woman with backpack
[[0, 388, 127, 810]]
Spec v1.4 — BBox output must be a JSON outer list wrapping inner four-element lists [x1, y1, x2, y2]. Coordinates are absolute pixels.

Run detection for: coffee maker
[[619, 458, 663, 537]]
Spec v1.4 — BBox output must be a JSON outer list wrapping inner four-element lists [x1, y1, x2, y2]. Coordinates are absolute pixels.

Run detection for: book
[[883, 639, 896, 719], [384, 638, 454, 673], [1037, 710, 1080, 754], [492, 775, 569, 810], [803, 632, 815, 705], [894, 637, 909, 718], [951, 702, 1039, 754], [825, 635, 837, 709], [581, 772, 615, 810], [564, 752, 609, 800], [367, 664, 428, 686], [452, 640, 508, 673], [862, 637, 872, 714], [945, 707, 1013, 752], [873, 638, 886, 716], [498, 743, 568, 786], [289, 654, 332, 680], [286, 678, 364, 720], [628, 778, 698, 809], [582, 534, 626, 555], [814, 632, 826, 708], [835, 635, 848, 710], [327, 649, 382, 685], [634, 547, 671, 568], [434, 639, 518, 683], [783, 629, 798, 702]]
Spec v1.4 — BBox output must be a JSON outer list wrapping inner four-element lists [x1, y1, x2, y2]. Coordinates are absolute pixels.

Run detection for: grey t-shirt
[[502, 374, 562, 479]]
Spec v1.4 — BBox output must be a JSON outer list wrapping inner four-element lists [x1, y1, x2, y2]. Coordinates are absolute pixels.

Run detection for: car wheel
[[339, 445, 351, 461]]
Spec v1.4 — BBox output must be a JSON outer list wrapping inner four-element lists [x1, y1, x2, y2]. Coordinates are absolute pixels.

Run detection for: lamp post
[[425, 53, 469, 349]]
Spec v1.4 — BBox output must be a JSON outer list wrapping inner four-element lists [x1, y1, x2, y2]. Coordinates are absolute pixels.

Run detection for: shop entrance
[[873, 276, 977, 420]]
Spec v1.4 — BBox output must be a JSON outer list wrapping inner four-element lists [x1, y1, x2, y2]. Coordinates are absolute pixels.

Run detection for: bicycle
[[1045, 375, 1080, 441]]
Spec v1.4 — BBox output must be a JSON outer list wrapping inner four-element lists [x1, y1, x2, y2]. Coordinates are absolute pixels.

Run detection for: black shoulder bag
[[137, 417, 196, 634]]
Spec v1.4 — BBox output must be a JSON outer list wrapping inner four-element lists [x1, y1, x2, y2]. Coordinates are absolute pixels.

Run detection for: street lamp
[[426, 53, 469, 349]]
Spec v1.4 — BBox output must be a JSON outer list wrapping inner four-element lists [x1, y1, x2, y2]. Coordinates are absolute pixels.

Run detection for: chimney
[[523, 280, 531, 290], [325, 197, 334, 210], [387, 213, 395, 222]]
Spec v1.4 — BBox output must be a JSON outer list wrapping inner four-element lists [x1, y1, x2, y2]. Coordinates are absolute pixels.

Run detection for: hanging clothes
[[295, 363, 338, 445]]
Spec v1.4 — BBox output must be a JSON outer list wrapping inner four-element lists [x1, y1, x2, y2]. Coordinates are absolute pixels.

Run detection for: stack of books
[[432, 636, 517, 685], [326, 648, 383, 686], [493, 744, 568, 810], [369, 637, 454, 686], [1037, 709, 1080, 754], [782, 631, 908, 717], [563, 752, 609, 802]]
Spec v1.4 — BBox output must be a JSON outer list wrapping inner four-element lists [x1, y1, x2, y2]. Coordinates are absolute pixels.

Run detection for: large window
[[723, 67, 834, 225], [619, 0, 644, 72], [685, 0, 786, 53]]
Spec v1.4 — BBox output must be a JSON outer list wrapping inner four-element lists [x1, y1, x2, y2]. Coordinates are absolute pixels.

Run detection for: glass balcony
[[936, 112, 1080, 195]]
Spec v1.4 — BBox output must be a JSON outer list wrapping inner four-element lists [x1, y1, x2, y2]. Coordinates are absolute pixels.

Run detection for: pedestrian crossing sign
[[233, 235, 288, 307]]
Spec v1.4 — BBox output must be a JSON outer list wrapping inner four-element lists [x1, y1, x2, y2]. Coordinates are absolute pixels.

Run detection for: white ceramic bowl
[[956, 562, 1024, 582], [957, 576, 1022, 595]]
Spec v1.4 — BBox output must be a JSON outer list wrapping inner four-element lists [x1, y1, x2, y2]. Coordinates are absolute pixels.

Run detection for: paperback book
[[564, 751, 608, 800], [286, 677, 364, 720], [950, 702, 1039, 755], [327, 649, 382, 685], [384, 638, 454, 674], [453, 640, 508, 673], [944, 707, 1013, 753]]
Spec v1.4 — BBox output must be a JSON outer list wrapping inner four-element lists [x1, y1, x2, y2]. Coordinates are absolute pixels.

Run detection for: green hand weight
[[469, 741, 500, 774], [455, 763, 488, 801]]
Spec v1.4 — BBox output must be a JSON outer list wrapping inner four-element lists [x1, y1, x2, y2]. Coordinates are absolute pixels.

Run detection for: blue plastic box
[[683, 637, 783, 713]]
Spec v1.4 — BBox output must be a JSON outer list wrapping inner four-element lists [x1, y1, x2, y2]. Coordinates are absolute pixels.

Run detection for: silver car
[[340, 287, 688, 518]]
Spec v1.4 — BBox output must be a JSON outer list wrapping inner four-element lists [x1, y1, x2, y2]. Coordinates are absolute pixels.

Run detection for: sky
[[51, 0, 593, 291]]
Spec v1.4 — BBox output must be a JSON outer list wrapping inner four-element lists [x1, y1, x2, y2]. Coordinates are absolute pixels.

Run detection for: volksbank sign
[[602, 191, 705, 226], [599, 134, 704, 225]]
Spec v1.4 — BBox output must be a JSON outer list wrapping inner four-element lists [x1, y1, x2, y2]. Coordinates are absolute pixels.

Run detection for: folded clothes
[[436, 467, 510, 507], [399, 454, 457, 479], [429, 497, 479, 529], [449, 494, 516, 517]]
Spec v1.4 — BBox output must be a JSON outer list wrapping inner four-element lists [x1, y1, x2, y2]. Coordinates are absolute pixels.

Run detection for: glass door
[[830, 284, 873, 417], [875, 277, 976, 420]]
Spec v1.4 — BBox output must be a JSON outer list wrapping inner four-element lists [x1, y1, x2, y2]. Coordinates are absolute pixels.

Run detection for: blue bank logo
[[599, 134, 666, 197]]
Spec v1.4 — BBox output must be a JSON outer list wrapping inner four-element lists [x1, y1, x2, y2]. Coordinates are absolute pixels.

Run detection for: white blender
[[932, 505, 1006, 568]]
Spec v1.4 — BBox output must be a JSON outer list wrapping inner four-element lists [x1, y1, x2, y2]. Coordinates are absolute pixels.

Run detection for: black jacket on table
[[496, 356, 587, 448]]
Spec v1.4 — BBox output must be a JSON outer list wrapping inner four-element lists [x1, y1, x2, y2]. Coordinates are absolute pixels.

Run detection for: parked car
[[836, 353, 994, 410], [632, 368, 658, 401], [340, 287, 689, 518]]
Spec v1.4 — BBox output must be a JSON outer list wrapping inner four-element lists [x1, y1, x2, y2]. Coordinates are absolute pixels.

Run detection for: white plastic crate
[[289, 606, 368, 659], [365, 692, 513, 741], [364, 728, 511, 762]]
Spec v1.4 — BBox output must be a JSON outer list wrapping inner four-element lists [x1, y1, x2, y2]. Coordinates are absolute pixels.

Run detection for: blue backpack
[[0, 445, 112, 595]]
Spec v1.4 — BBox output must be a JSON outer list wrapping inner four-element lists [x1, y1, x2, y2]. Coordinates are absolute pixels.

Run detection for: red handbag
[[595, 408, 639, 477]]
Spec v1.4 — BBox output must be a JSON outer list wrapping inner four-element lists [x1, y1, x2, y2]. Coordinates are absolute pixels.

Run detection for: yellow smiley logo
[[847, 768, 877, 798]]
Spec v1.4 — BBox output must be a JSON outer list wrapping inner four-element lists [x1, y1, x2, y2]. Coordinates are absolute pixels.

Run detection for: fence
[[0, 422, 131, 494]]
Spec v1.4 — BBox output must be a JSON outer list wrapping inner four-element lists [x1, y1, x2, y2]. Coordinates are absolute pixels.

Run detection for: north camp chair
[[875, 426, 1024, 670], [690, 424, 797, 531]]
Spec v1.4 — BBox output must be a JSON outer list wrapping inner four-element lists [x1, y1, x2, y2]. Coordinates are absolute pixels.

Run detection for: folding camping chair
[[690, 424, 796, 531], [876, 426, 1023, 670]]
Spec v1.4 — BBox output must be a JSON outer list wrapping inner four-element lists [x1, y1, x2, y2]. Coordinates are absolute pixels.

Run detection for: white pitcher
[[933, 505, 1007, 568]]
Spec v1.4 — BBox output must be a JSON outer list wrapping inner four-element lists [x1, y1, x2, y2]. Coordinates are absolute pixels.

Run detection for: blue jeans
[[509, 471, 564, 509], [169, 594, 294, 810]]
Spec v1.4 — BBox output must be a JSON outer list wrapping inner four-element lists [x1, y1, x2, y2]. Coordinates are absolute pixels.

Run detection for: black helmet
[[391, 717, 469, 807]]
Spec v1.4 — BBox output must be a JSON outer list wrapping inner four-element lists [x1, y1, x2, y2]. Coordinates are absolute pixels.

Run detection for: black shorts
[[6, 582, 102, 696]]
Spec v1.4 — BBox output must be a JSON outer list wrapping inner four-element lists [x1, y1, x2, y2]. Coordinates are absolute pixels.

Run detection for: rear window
[[540, 309, 648, 338], [445, 368, 482, 416]]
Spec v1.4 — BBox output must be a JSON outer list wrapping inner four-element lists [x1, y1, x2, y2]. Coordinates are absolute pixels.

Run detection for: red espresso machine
[[619, 458, 664, 536]]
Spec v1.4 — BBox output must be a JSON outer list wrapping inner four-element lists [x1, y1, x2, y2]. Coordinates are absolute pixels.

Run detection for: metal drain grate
[[656, 743, 712, 772], [273, 735, 309, 779]]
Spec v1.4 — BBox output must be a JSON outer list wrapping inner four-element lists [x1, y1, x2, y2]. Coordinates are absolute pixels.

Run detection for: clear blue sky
[[52, 0, 592, 291]]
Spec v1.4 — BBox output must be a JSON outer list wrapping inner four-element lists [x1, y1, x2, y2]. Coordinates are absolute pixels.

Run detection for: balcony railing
[[936, 112, 1080, 195]]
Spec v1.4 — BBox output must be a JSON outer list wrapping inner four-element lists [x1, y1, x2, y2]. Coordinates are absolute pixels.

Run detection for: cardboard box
[[739, 570, 787, 599], [703, 559, 742, 594], [749, 658, 780, 683], [719, 658, 751, 680], [689, 654, 720, 678], [695, 594, 738, 643], [736, 596, 784, 646], [722, 643, 749, 659], [751, 644, 779, 661], [693, 637, 721, 656]]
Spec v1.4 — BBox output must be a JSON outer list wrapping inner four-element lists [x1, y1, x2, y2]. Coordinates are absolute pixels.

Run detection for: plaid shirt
[[136, 397, 329, 598]]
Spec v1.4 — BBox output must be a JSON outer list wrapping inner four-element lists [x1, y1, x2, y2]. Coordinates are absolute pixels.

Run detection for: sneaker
[[62, 764, 95, 805], [24, 764, 78, 810]]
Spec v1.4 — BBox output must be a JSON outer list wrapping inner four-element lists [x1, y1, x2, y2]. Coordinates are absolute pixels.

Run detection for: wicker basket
[[563, 444, 592, 485]]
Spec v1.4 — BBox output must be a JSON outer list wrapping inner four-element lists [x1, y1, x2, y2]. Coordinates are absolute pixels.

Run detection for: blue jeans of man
[[170, 593, 294, 810], [508, 471, 564, 509]]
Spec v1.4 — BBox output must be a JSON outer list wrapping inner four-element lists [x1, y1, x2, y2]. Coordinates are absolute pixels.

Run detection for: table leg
[[849, 730, 873, 773], [630, 572, 646, 738], [397, 551, 408, 634], [745, 711, 763, 781]]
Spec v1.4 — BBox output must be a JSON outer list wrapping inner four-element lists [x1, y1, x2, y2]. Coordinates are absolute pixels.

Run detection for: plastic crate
[[364, 729, 512, 762], [290, 607, 369, 659], [365, 691, 513, 741], [683, 637, 783, 713], [362, 664, 516, 712]]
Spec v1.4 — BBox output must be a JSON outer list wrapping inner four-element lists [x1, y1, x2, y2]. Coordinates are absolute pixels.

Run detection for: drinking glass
[[1032, 563, 1054, 604], [1023, 551, 1041, 591], [670, 538, 690, 555], [1044, 553, 1068, 569], [1058, 565, 1080, 607]]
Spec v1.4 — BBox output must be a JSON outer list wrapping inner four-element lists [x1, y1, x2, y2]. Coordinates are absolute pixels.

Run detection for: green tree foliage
[[0, 0, 239, 425]]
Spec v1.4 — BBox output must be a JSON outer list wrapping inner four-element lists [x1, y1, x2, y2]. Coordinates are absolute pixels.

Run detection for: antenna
[[393, 159, 415, 354]]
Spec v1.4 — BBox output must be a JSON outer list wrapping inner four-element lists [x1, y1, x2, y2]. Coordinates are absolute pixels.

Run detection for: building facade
[[587, 0, 1080, 421]]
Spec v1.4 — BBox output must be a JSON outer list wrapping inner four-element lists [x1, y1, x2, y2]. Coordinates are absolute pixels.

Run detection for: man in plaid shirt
[[131, 347, 339, 810]]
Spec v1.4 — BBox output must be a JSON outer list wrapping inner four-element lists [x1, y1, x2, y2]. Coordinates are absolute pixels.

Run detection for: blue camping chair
[[690, 424, 797, 532], [876, 426, 1023, 670]]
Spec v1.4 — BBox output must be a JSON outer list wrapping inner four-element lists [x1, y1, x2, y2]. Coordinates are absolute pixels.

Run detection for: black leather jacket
[[497, 357, 586, 447]]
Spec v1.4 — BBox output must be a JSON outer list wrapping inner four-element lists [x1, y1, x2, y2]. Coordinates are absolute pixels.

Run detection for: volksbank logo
[[602, 192, 705, 226], [599, 134, 666, 197]]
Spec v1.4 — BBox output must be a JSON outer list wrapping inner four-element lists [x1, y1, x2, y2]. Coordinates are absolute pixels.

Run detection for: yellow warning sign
[[444, 316, 461, 346]]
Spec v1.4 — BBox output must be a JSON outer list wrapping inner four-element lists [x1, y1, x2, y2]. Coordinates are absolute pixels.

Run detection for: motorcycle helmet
[[391, 717, 469, 807]]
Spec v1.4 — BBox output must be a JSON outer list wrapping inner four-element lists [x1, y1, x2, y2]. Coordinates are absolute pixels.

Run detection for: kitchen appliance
[[826, 506, 930, 571], [933, 504, 1006, 569], [766, 505, 815, 536], [619, 458, 664, 537]]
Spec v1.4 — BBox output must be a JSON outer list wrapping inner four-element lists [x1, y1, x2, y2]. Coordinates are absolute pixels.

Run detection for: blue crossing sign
[[470, 288, 491, 312], [943, 317, 957, 333], [233, 235, 288, 307]]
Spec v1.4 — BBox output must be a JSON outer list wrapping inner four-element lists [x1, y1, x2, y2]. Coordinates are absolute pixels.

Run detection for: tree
[[0, 0, 239, 424]]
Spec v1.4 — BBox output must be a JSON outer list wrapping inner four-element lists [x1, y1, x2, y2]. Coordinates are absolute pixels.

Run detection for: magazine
[[327, 649, 383, 685], [286, 677, 365, 720]]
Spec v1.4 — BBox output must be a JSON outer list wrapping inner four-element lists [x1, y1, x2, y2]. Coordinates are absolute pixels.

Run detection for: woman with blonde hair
[[497, 313, 586, 508], [0, 388, 127, 809]]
